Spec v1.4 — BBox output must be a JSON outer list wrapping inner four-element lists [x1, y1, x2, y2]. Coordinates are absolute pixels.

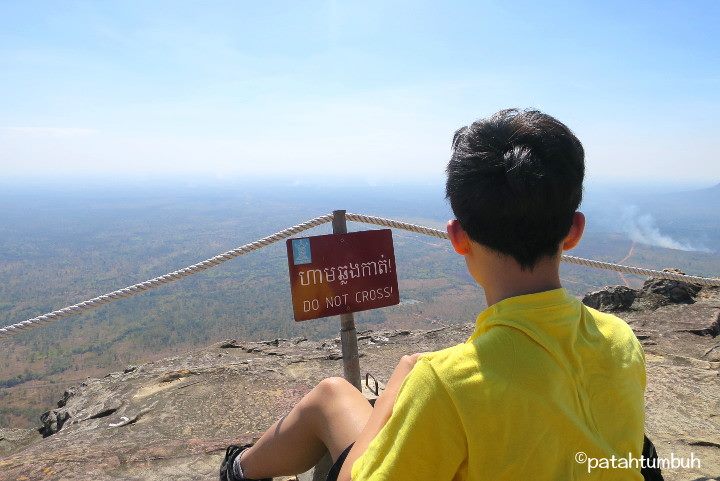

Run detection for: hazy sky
[[1, 1, 718, 184]]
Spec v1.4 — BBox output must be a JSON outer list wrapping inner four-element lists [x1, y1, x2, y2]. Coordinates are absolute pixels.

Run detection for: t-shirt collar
[[475, 288, 573, 327]]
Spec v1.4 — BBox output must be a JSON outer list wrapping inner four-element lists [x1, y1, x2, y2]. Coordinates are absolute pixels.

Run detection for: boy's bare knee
[[315, 376, 353, 399], [296, 377, 355, 425], [298, 377, 351, 411]]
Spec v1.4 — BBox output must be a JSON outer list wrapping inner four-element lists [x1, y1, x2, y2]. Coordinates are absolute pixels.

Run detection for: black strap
[[641, 435, 664, 481]]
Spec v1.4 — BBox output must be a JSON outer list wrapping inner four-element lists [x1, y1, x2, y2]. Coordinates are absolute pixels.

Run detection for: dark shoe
[[219, 444, 271, 481]]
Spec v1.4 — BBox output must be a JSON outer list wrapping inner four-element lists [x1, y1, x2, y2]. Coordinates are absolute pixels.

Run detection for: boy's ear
[[562, 212, 585, 251], [447, 219, 472, 255]]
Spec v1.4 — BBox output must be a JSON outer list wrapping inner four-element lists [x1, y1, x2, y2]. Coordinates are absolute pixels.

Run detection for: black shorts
[[326, 443, 354, 481]]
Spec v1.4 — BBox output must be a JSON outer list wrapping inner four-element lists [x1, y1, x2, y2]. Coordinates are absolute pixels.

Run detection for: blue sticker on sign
[[292, 238, 312, 265]]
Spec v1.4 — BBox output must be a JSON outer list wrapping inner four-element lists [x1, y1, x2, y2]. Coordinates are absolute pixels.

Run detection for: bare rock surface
[[583, 285, 637, 311], [583, 268, 708, 313], [619, 285, 720, 481], [641, 268, 703, 305], [1, 288, 720, 481]]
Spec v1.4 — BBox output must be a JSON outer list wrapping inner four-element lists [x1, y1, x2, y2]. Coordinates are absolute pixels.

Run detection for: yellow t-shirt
[[351, 288, 646, 480]]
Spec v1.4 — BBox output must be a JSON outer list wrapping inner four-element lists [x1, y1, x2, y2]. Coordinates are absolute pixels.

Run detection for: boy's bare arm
[[337, 352, 426, 481]]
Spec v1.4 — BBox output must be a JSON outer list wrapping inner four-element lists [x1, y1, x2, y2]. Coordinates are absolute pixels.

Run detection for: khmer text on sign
[[286, 229, 400, 321]]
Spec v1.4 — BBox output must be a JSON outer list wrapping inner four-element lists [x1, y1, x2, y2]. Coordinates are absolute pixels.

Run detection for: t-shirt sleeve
[[351, 358, 467, 481]]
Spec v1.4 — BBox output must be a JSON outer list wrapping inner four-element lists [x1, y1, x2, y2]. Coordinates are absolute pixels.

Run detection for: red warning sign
[[286, 229, 400, 322]]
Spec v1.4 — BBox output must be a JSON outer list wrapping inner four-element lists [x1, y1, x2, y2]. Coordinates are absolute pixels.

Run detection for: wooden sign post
[[286, 210, 400, 390], [332, 210, 362, 391]]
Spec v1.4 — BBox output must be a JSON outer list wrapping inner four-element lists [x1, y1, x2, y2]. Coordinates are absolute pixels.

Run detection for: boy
[[220, 109, 646, 480]]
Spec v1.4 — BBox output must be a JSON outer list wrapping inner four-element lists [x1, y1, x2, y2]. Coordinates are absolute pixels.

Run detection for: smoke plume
[[621, 206, 712, 253]]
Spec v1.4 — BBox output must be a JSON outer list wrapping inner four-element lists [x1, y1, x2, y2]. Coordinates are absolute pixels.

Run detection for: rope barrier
[[1, 212, 718, 340], [344, 213, 720, 286], [0, 214, 333, 340]]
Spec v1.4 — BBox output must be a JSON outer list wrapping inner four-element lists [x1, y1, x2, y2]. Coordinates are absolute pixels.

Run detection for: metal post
[[332, 209, 362, 391], [308, 210, 363, 481]]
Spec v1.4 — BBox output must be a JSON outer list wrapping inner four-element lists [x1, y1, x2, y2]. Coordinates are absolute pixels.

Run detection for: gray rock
[[57, 387, 77, 408], [0, 427, 42, 456], [582, 285, 637, 311], [640, 268, 701, 304], [704, 345, 720, 362], [38, 409, 70, 437]]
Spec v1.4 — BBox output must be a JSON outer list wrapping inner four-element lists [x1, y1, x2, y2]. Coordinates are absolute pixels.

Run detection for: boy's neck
[[475, 252, 563, 307]]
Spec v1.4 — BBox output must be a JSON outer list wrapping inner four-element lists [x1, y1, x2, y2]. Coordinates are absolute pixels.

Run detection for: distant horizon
[[0, 173, 716, 194]]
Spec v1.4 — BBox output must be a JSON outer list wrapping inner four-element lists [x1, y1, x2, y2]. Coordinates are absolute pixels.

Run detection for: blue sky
[[1, 0, 718, 185]]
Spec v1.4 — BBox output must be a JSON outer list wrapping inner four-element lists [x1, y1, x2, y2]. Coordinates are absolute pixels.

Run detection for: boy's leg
[[238, 376, 373, 479]]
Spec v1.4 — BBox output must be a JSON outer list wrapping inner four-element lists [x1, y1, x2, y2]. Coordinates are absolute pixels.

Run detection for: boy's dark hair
[[446, 108, 585, 270]]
